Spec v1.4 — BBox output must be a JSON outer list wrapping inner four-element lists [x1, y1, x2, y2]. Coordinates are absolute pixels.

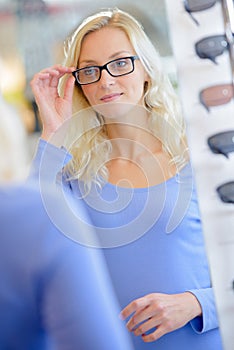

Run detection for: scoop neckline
[[104, 163, 190, 192]]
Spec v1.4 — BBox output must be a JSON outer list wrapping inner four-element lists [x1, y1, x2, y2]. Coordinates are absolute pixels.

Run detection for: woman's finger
[[141, 325, 167, 343], [126, 305, 156, 332], [133, 316, 160, 336], [120, 294, 152, 321], [63, 74, 76, 102]]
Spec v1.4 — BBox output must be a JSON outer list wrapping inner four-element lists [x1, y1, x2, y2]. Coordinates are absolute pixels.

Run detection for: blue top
[[31, 139, 223, 350], [0, 181, 134, 350]]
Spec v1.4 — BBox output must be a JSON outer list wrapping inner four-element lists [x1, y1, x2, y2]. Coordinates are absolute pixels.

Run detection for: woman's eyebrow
[[109, 51, 133, 59], [79, 51, 133, 66]]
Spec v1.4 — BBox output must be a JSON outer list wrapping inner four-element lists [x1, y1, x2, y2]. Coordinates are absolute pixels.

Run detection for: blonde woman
[[0, 93, 133, 349], [30, 8, 223, 350]]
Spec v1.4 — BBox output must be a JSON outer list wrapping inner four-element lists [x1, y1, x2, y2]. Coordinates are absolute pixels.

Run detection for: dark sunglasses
[[199, 83, 234, 111], [195, 34, 230, 64], [216, 181, 234, 204], [207, 130, 234, 158], [183, 0, 220, 25]]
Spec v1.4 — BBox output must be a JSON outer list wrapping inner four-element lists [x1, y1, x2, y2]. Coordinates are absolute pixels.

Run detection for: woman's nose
[[99, 69, 115, 87]]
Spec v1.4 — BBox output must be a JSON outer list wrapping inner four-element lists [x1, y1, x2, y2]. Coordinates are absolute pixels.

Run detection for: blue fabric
[[0, 181, 134, 350], [31, 139, 224, 349]]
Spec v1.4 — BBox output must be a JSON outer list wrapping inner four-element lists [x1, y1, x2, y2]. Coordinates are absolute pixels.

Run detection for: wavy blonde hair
[[59, 8, 188, 192]]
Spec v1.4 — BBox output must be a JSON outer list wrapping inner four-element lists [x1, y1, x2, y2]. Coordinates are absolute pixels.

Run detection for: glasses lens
[[73, 57, 137, 85], [184, 0, 217, 12], [75, 67, 100, 84], [107, 57, 134, 77], [199, 84, 234, 111], [195, 35, 228, 64], [207, 130, 234, 157], [216, 181, 234, 204]]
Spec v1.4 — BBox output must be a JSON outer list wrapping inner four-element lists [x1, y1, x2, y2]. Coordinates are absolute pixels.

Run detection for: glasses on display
[[199, 83, 234, 111], [207, 130, 234, 157], [216, 181, 234, 204], [72, 56, 139, 85], [183, 0, 220, 25], [195, 34, 230, 64]]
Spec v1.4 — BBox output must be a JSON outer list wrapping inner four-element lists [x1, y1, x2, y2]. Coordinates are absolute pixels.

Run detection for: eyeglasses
[[199, 83, 234, 111], [216, 181, 234, 204], [207, 130, 234, 157], [183, 0, 220, 25], [72, 56, 139, 85], [195, 34, 229, 64]]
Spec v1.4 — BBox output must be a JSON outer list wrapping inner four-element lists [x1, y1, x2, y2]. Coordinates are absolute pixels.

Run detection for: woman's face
[[78, 26, 148, 119]]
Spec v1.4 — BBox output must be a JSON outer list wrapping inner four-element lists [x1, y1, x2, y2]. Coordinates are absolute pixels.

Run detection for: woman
[[0, 95, 133, 349], [30, 8, 223, 349]]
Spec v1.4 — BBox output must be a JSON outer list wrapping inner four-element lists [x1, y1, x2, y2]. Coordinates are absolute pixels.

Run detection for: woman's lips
[[100, 93, 123, 102]]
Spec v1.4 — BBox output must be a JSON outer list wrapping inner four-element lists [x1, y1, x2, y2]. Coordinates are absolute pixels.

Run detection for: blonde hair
[[59, 8, 188, 192], [0, 94, 29, 182]]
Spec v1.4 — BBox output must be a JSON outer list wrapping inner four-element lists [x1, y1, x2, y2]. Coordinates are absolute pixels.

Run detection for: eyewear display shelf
[[165, 1, 234, 349]]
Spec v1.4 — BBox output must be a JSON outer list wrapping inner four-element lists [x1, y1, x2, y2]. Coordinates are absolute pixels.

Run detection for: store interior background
[[1, 1, 234, 348], [0, 0, 176, 158]]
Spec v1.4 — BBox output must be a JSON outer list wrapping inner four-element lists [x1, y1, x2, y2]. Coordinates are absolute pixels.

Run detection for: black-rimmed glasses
[[72, 56, 139, 85]]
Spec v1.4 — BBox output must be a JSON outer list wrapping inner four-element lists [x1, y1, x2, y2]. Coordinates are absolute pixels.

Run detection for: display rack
[[165, 1, 234, 349]]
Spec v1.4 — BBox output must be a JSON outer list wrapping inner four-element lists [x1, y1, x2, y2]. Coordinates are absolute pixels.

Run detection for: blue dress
[[32, 139, 223, 350], [0, 181, 134, 350]]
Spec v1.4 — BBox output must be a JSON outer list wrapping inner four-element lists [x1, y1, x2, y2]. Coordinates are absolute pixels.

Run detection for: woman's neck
[[102, 109, 177, 188], [105, 121, 162, 161]]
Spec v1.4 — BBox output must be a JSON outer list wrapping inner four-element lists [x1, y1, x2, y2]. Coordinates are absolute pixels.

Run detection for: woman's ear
[[144, 72, 150, 85], [144, 80, 149, 93]]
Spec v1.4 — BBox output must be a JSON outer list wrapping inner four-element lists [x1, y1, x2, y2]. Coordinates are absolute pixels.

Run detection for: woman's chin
[[93, 102, 142, 121]]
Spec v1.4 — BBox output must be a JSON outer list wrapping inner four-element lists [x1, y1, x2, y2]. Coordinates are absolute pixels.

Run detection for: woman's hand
[[120, 292, 202, 343], [30, 65, 76, 141]]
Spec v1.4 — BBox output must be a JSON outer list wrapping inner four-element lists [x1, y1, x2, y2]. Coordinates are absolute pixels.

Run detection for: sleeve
[[188, 287, 219, 334], [41, 234, 134, 350], [28, 138, 72, 182]]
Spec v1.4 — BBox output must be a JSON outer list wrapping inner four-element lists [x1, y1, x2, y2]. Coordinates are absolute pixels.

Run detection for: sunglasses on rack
[[199, 83, 234, 111], [195, 34, 230, 64], [183, 0, 220, 25], [216, 181, 234, 204], [207, 130, 234, 157]]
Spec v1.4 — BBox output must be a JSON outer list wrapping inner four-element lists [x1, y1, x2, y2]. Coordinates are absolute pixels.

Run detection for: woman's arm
[[30, 65, 75, 142], [188, 287, 219, 333], [28, 138, 71, 183], [120, 288, 218, 343]]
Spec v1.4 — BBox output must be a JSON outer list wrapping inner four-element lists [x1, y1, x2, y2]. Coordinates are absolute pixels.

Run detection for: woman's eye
[[84, 68, 96, 76], [115, 59, 127, 67]]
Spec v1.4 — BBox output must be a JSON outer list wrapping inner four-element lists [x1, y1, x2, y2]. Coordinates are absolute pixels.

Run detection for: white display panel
[[165, 1, 234, 349]]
